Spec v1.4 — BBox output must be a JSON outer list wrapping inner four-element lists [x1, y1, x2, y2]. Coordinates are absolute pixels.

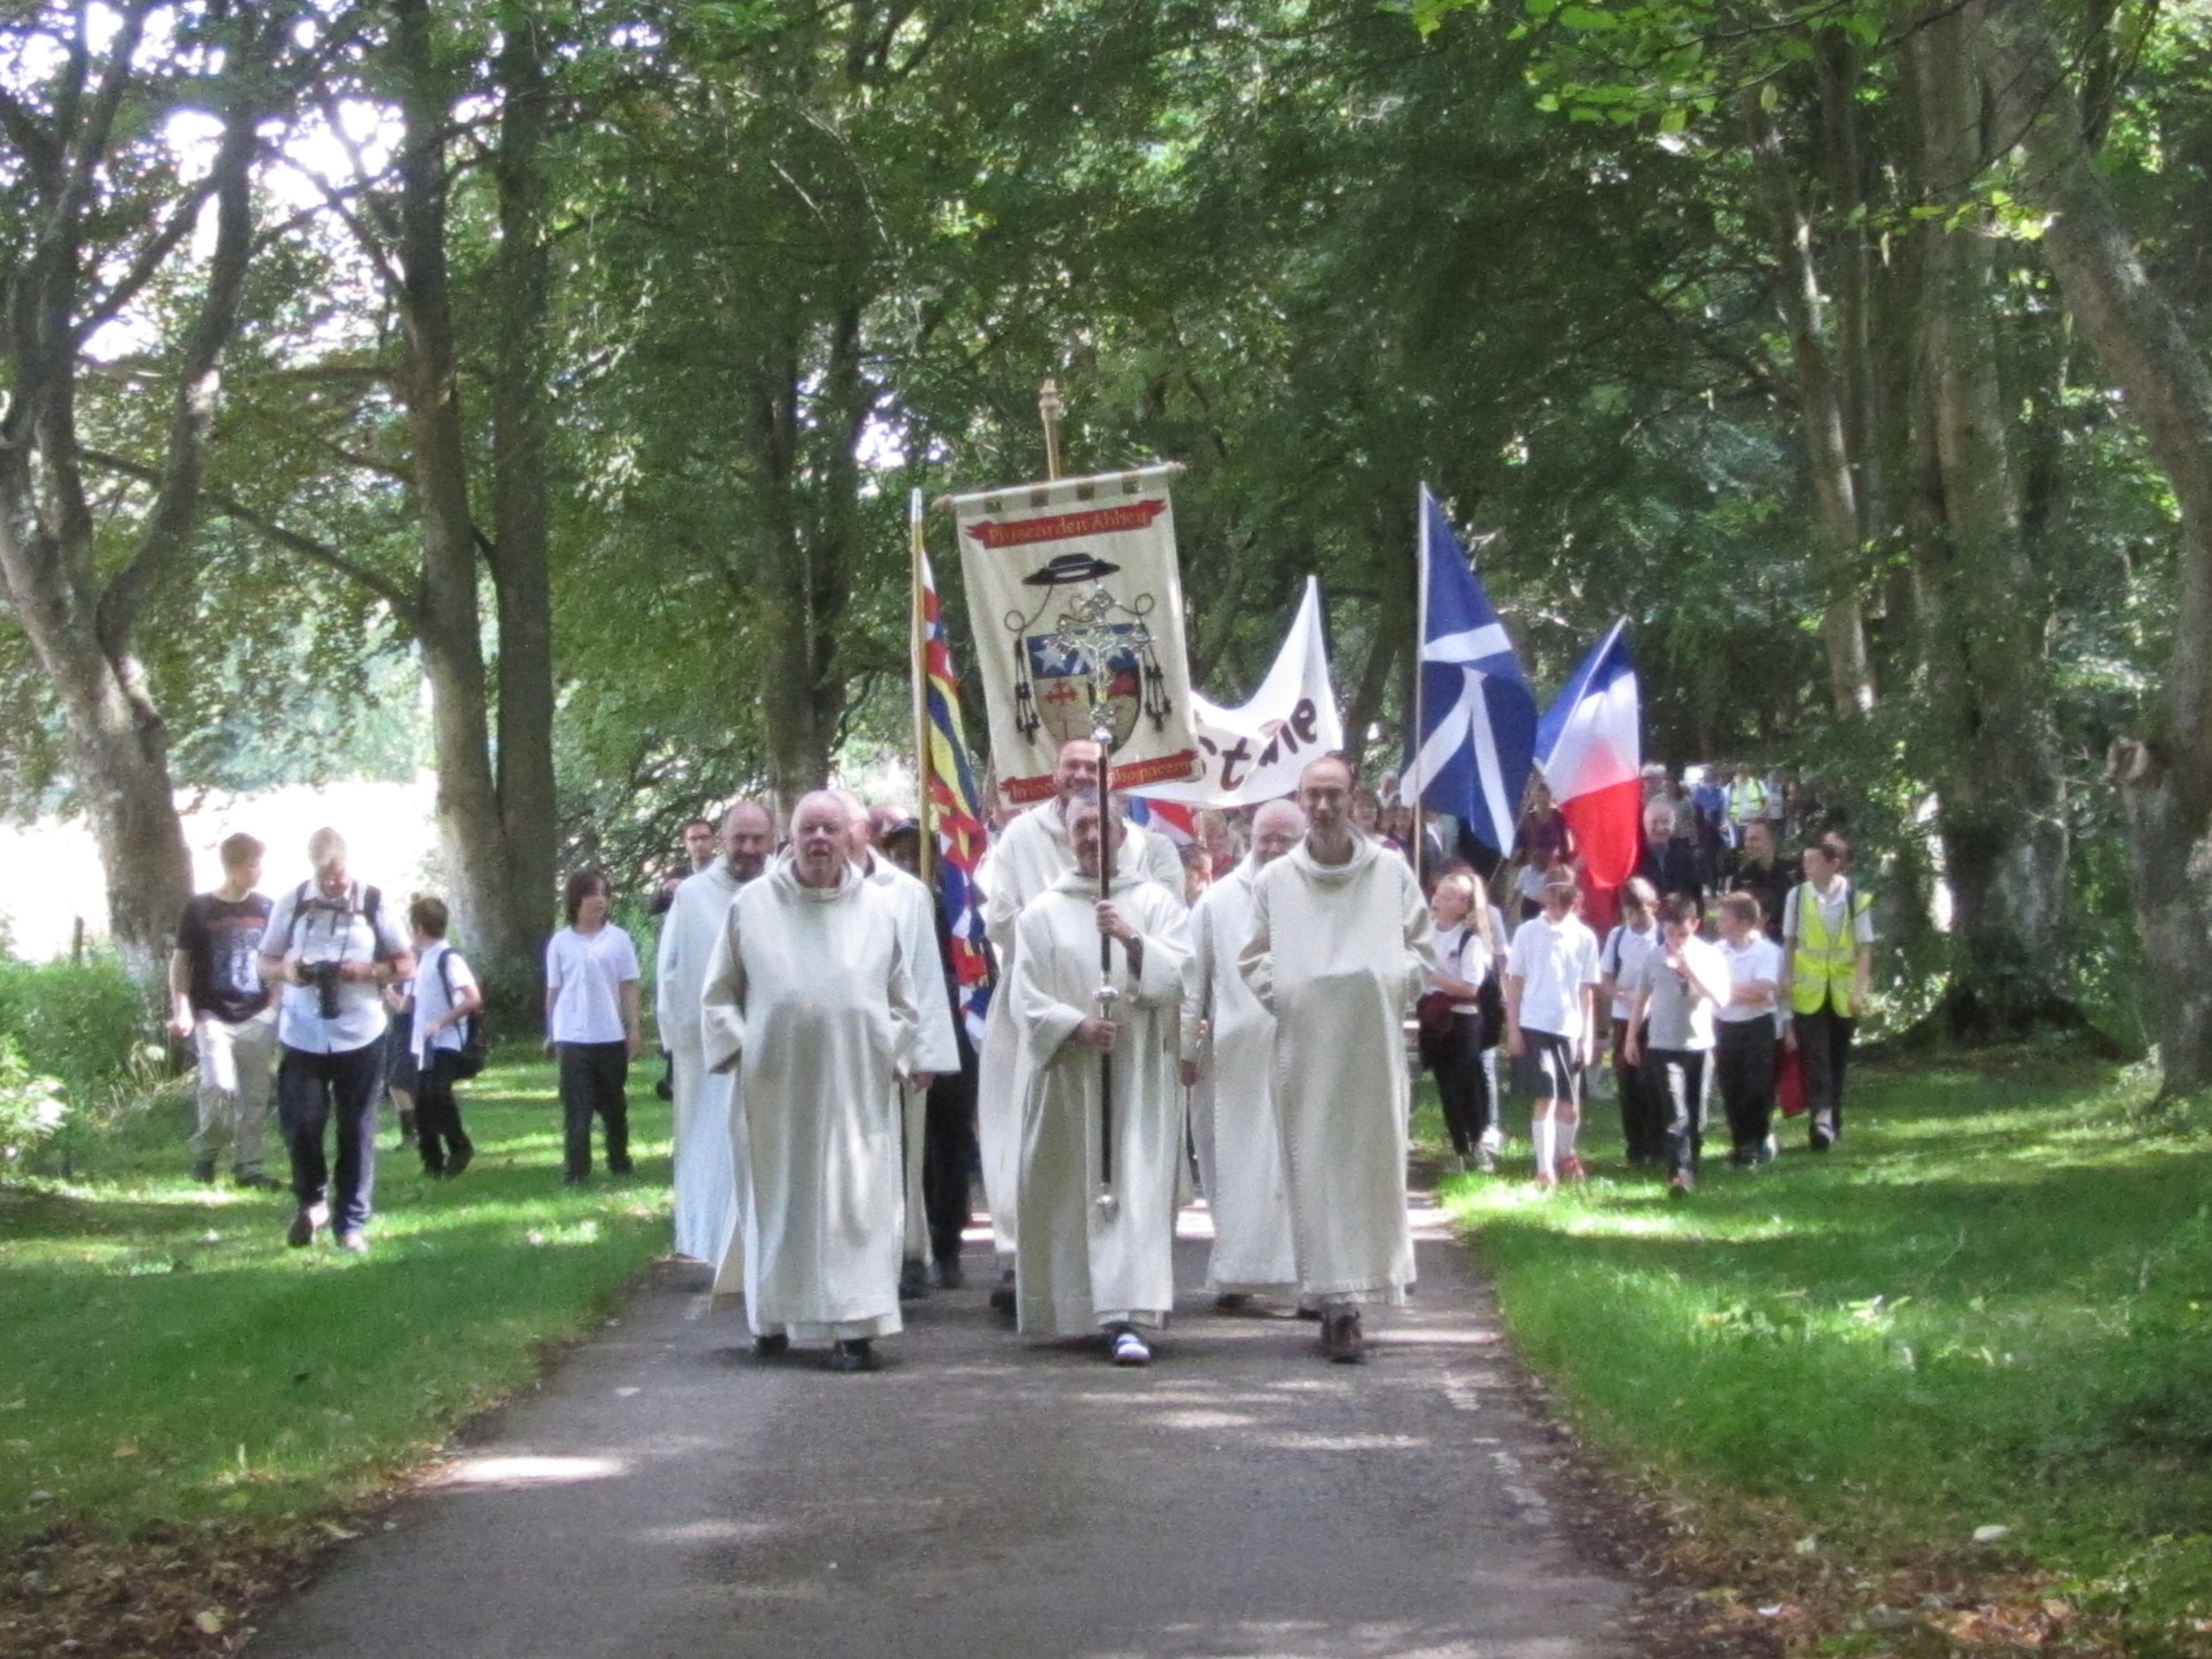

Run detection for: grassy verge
[[0, 1051, 671, 1655], [1442, 1056, 2212, 1657]]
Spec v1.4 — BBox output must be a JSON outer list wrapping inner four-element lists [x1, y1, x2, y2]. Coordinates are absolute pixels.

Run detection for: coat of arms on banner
[[949, 466, 1200, 804]]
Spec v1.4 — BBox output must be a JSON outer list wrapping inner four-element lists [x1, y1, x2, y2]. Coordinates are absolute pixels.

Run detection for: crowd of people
[[165, 749, 1871, 1368]]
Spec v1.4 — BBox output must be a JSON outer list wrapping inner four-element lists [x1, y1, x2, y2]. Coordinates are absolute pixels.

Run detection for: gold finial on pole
[[1039, 379, 1064, 481]]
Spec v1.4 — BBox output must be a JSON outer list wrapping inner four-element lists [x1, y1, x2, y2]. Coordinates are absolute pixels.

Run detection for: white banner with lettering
[[1131, 577, 1342, 808]]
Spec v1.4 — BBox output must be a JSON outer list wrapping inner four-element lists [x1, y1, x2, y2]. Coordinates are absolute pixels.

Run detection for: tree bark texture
[[0, 5, 273, 968], [1907, 8, 2074, 1036], [488, 7, 560, 954], [1975, 0, 2212, 1083], [393, 0, 531, 964]]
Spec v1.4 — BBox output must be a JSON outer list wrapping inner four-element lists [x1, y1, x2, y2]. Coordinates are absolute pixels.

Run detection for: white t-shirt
[[412, 939, 480, 1063], [1433, 923, 1494, 1016], [1626, 933, 1724, 1052], [1505, 911, 1601, 1042], [545, 924, 641, 1045], [1717, 935, 1782, 1025], [1601, 918, 1662, 1020]]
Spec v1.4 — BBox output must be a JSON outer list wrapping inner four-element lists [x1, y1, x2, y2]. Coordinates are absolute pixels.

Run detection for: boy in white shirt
[[1622, 895, 1730, 1195], [1713, 893, 1783, 1166], [1503, 874, 1601, 1187], [409, 896, 483, 1179]]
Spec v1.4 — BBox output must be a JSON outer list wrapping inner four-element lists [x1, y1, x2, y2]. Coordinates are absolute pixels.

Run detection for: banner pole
[[1039, 379, 1064, 482], [910, 488, 934, 894], [1411, 485, 1428, 889]]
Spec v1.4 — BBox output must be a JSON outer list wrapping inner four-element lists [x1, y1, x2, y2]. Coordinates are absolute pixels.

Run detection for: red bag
[[1776, 1040, 1806, 1118]]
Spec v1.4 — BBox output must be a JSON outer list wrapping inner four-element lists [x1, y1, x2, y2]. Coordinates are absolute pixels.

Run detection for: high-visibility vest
[[1727, 778, 1766, 824], [1789, 879, 1870, 1016]]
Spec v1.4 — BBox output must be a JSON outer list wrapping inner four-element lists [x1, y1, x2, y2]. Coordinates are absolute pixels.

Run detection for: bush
[[0, 1036, 66, 1163], [0, 953, 155, 1102]]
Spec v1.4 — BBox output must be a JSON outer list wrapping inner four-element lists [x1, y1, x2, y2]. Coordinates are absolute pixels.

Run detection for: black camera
[[298, 959, 346, 1020]]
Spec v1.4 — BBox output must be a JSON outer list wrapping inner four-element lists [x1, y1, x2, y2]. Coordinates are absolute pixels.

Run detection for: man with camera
[[257, 827, 415, 1254]]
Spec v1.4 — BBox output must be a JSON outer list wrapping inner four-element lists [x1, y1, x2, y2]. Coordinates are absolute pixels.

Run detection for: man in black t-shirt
[[167, 833, 280, 1187]]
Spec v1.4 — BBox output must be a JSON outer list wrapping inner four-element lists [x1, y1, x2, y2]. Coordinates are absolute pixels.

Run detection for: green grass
[[1443, 1058, 2212, 1653], [0, 1053, 672, 1549]]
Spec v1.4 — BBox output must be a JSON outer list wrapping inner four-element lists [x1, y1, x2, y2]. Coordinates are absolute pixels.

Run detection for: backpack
[[434, 947, 490, 1080], [285, 879, 384, 949]]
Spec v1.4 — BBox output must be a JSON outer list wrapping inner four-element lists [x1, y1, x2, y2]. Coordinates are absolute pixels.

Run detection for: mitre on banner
[[948, 465, 1200, 806]]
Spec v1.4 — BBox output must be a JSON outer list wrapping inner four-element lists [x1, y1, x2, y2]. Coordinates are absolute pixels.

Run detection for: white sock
[[1532, 1114, 1556, 1175], [1557, 1113, 1580, 1161]]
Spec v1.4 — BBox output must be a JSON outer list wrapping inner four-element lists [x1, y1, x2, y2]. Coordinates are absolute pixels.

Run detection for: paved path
[[248, 1198, 1633, 1659]]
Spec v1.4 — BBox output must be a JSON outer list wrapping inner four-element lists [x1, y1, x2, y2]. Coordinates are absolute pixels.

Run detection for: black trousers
[[415, 1048, 473, 1174], [558, 1041, 631, 1179], [1613, 1025, 1666, 1164], [1794, 1002, 1855, 1148], [279, 1041, 383, 1232], [1420, 1012, 1493, 1156], [924, 1059, 979, 1265], [1716, 1019, 1777, 1162], [1644, 1048, 1707, 1184]]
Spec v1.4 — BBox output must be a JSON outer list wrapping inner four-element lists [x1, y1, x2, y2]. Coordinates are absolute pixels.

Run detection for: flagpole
[[1411, 484, 1428, 890], [910, 488, 934, 894]]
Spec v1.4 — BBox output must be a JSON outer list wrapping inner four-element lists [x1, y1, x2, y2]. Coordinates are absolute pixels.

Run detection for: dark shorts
[[1513, 1030, 1582, 1103]]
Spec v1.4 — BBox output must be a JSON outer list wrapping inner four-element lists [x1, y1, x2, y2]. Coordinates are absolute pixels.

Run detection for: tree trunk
[[393, 0, 527, 961], [0, 7, 271, 967], [488, 8, 559, 958], [1908, 8, 2074, 1037], [1973, 0, 2212, 1085], [1746, 87, 1876, 718]]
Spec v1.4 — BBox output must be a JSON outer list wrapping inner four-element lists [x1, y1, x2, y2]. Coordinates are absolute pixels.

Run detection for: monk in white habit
[[1240, 755, 1435, 1363], [1011, 791, 1192, 1364], [977, 736, 1184, 1311], [833, 790, 961, 1300], [1182, 798, 1303, 1310], [657, 801, 772, 1273], [701, 792, 926, 1372]]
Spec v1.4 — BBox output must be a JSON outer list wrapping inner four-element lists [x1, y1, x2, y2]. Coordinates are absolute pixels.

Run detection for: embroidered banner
[[949, 465, 1199, 804]]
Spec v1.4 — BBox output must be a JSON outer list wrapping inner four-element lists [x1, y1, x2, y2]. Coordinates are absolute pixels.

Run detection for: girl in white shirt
[[1420, 867, 1499, 1171], [1714, 892, 1784, 1166], [544, 869, 644, 1186]]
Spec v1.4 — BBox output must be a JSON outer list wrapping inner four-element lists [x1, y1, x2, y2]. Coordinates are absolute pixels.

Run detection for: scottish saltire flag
[[921, 548, 995, 1041], [1399, 487, 1537, 855], [1535, 618, 1641, 889]]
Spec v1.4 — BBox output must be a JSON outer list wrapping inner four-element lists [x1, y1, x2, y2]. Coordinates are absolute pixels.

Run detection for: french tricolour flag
[[1535, 618, 1640, 890]]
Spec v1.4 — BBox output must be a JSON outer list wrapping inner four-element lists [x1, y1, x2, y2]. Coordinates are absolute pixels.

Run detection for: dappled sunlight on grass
[[1445, 1056, 2212, 1643], [0, 1053, 673, 1548]]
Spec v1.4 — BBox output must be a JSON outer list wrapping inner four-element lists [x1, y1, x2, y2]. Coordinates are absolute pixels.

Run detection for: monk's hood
[[1048, 861, 1154, 899], [768, 852, 864, 904], [1286, 831, 1381, 885]]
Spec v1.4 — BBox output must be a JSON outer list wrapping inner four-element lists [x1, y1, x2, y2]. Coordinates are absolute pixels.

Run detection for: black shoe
[[655, 1075, 674, 1102], [190, 1159, 217, 1185], [563, 1172, 588, 1188], [899, 1258, 933, 1300], [608, 1158, 634, 1176], [1321, 1310, 1365, 1364], [421, 1164, 446, 1179], [754, 1333, 790, 1360], [934, 1257, 965, 1291], [826, 1339, 881, 1373], [233, 1170, 283, 1190], [1809, 1128, 1834, 1153], [1214, 1293, 1251, 1312], [1294, 1305, 1323, 1322], [287, 1202, 326, 1248], [446, 1144, 473, 1178]]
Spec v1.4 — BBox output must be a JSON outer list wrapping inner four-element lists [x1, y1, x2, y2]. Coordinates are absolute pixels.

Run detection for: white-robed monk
[[701, 792, 928, 1373], [1240, 755, 1435, 1363], [657, 802, 772, 1274], [1181, 798, 1303, 1309], [833, 791, 961, 1301], [1011, 791, 1192, 1364], [976, 737, 1184, 1310]]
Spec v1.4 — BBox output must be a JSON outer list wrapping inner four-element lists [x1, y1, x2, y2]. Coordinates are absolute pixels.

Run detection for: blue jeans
[[278, 1041, 383, 1232]]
